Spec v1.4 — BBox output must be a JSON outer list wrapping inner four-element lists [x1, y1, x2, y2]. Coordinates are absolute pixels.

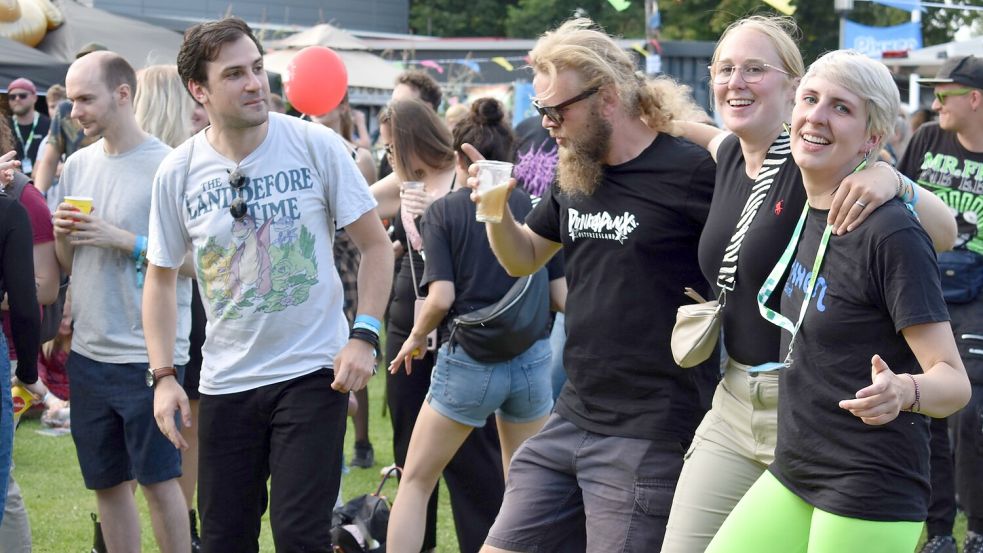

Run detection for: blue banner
[[843, 20, 922, 59]]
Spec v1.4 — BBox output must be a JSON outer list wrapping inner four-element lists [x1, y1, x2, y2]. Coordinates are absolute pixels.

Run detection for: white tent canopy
[[882, 37, 983, 74]]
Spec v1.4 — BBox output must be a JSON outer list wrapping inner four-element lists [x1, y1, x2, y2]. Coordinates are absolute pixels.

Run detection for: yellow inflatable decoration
[[0, 0, 63, 47]]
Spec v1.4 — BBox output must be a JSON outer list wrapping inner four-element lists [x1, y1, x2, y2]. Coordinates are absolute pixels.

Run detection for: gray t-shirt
[[59, 136, 191, 364]]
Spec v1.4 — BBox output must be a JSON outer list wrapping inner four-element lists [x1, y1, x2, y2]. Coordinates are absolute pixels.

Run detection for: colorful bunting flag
[[491, 57, 514, 71], [420, 60, 444, 74], [762, 0, 795, 15]]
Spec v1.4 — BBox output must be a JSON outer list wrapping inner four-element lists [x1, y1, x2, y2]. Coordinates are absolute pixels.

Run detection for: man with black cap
[[899, 54, 983, 553], [7, 78, 49, 177]]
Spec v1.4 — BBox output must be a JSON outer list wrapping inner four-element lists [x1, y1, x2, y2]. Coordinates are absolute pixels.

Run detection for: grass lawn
[[12, 372, 461, 552], [9, 372, 968, 552]]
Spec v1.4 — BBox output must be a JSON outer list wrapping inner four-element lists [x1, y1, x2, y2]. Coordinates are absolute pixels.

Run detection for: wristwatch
[[146, 366, 177, 388]]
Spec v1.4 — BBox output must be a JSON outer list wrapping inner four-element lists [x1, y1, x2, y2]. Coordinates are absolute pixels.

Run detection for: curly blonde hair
[[529, 18, 704, 133]]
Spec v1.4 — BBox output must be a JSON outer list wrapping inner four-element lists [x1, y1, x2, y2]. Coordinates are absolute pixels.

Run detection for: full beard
[[556, 110, 611, 197]]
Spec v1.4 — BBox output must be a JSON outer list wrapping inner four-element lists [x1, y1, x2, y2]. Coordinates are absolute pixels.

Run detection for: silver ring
[[855, 200, 867, 208]]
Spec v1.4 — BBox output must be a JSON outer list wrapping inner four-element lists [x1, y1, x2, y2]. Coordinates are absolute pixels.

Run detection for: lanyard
[[12, 112, 39, 155], [755, 159, 867, 370], [756, 206, 832, 368]]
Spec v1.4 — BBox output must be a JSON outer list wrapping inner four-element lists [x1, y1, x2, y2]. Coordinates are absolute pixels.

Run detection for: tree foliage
[[410, 0, 980, 64]]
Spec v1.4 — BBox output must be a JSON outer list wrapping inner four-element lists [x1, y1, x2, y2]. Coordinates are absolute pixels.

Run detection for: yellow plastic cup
[[63, 195, 93, 214], [11, 385, 33, 426]]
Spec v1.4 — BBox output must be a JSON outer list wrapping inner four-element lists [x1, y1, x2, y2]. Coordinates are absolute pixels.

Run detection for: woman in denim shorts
[[386, 98, 564, 553]]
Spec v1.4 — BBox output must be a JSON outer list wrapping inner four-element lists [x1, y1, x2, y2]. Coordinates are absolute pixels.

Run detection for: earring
[[863, 149, 871, 163]]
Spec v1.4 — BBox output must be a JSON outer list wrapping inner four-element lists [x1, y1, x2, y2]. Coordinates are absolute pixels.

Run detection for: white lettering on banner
[[852, 36, 920, 58], [567, 208, 639, 243]]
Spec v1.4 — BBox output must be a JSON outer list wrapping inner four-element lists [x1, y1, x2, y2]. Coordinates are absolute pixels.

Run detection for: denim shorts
[[427, 338, 552, 427], [67, 352, 184, 489]]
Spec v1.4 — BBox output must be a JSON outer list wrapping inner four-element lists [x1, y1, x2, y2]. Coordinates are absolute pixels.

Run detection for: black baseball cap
[[919, 55, 983, 89]]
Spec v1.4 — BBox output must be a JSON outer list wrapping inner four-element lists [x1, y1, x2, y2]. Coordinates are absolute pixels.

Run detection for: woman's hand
[[839, 354, 907, 425], [401, 186, 434, 217], [0, 151, 19, 188], [828, 163, 897, 235], [388, 332, 427, 375]]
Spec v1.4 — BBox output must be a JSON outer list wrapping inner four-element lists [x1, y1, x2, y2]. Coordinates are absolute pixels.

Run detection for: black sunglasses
[[7, 93, 29, 101], [228, 169, 249, 220], [532, 88, 599, 125]]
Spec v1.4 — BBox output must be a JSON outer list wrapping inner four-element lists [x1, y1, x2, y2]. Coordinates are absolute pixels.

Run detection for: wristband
[[903, 373, 920, 413], [132, 235, 148, 261], [354, 314, 382, 334], [349, 328, 380, 373]]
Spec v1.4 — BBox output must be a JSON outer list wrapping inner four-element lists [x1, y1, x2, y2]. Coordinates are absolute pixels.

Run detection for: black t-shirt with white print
[[771, 201, 947, 522], [698, 133, 806, 366], [525, 132, 718, 442], [419, 187, 563, 328]]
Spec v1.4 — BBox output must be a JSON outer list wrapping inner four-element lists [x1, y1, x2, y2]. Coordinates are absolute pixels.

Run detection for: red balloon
[[285, 46, 348, 116]]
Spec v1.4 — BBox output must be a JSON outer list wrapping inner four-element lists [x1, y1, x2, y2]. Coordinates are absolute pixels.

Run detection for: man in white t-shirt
[[51, 52, 192, 553], [143, 17, 393, 552]]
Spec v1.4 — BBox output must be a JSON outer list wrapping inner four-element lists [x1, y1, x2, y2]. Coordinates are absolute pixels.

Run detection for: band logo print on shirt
[[566, 208, 639, 243]]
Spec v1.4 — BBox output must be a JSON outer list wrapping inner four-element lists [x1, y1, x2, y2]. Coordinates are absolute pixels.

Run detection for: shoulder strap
[[305, 122, 336, 237], [5, 172, 29, 201], [716, 129, 792, 294]]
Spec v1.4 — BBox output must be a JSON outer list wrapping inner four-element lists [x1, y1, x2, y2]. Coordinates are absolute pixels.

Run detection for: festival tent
[[0, 37, 70, 91], [263, 23, 402, 106], [881, 37, 983, 74], [37, 0, 182, 69]]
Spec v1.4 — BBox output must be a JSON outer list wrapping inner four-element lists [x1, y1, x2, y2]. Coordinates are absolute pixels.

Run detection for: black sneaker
[[190, 509, 202, 553], [351, 441, 375, 468], [965, 532, 983, 553], [91, 513, 106, 553], [917, 535, 956, 553]]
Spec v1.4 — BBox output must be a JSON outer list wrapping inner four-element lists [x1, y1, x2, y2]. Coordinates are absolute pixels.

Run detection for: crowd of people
[[1, 10, 982, 553]]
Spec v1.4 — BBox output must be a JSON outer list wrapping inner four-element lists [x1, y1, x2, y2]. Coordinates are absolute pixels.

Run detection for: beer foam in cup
[[64, 195, 93, 214]]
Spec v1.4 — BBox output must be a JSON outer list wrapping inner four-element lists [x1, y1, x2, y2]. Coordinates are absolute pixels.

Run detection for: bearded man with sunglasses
[[468, 18, 718, 553], [898, 55, 983, 553], [6, 78, 48, 177], [143, 17, 393, 553], [51, 51, 193, 553]]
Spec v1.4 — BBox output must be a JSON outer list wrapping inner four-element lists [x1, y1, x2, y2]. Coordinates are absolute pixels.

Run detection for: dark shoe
[[350, 441, 375, 468], [190, 509, 202, 553], [965, 532, 983, 553], [91, 512, 107, 553]]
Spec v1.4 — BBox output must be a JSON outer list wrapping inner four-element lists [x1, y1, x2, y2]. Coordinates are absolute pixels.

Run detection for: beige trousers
[[661, 358, 779, 553]]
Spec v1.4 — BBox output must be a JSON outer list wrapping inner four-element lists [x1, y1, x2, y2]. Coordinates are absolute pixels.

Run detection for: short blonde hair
[[529, 17, 698, 133], [801, 50, 900, 144], [134, 64, 194, 147]]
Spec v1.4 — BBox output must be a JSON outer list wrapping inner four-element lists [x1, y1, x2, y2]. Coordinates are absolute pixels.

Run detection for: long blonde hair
[[134, 65, 195, 147], [529, 18, 704, 133]]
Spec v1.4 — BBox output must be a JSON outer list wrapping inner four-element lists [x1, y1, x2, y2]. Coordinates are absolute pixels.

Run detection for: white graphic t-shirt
[[148, 113, 377, 394]]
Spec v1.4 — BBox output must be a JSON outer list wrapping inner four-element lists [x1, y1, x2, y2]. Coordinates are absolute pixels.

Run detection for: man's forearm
[[33, 145, 60, 194], [486, 209, 546, 276], [354, 237, 394, 320], [143, 264, 179, 369]]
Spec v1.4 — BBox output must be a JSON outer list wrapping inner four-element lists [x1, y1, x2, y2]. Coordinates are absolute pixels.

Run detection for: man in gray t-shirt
[[51, 52, 192, 553]]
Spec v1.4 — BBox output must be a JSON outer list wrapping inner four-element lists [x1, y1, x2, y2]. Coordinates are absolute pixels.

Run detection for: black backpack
[[6, 173, 68, 343]]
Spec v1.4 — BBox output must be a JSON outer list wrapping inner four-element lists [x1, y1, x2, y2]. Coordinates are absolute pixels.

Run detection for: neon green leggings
[[704, 471, 923, 553]]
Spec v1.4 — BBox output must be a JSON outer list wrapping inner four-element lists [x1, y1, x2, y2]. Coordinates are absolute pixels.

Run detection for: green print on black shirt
[[898, 122, 983, 254]]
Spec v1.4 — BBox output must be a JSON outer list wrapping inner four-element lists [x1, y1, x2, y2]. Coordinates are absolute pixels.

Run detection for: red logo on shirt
[[774, 200, 784, 215]]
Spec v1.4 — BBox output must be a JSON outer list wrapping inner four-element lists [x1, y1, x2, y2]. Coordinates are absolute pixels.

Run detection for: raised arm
[[370, 171, 401, 220], [674, 121, 728, 162]]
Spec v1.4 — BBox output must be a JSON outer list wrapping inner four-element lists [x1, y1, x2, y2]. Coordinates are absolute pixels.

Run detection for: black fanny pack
[[938, 249, 983, 304], [447, 269, 550, 363]]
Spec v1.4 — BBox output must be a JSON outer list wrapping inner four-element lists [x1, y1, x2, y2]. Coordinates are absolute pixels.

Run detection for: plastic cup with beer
[[63, 195, 93, 214], [474, 161, 513, 223], [11, 385, 34, 427]]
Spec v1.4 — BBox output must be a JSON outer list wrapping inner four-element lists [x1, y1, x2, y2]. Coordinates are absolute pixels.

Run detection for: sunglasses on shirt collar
[[228, 169, 249, 220]]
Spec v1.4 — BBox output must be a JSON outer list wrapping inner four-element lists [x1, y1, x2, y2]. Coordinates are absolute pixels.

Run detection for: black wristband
[[349, 328, 380, 359]]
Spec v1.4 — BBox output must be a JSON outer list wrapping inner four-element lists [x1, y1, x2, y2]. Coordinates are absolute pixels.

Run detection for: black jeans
[[387, 329, 505, 553], [198, 369, 347, 553], [926, 416, 956, 537]]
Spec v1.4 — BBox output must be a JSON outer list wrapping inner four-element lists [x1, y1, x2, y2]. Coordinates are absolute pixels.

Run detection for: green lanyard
[[756, 159, 867, 370], [12, 112, 39, 156]]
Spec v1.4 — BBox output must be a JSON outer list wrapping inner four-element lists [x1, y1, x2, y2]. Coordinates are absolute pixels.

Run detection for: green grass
[[12, 372, 460, 552], [8, 374, 970, 552]]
